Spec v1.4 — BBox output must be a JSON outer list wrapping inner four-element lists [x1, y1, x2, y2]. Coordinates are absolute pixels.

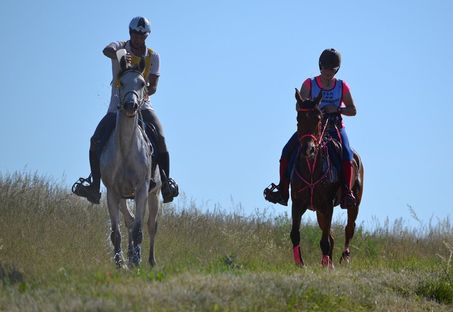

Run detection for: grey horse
[[100, 53, 161, 268]]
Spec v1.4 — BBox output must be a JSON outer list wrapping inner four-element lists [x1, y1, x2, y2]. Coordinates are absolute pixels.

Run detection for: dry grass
[[0, 171, 452, 311]]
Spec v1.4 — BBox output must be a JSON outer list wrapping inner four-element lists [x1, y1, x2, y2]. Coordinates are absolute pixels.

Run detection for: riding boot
[[341, 160, 356, 209], [158, 151, 179, 203], [86, 149, 101, 204], [72, 149, 101, 204], [264, 158, 290, 206]]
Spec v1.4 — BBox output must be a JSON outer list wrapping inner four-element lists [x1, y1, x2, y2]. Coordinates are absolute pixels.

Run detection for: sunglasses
[[322, 66, 339, 71]]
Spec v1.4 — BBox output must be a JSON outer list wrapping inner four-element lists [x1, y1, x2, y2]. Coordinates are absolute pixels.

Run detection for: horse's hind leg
[[341, 204, 359, 264], [317, 208, 334, 269], [147, 188, 160, 267], [119, 199, 135, 266], [107, 191, 125, 268], [340, 155, 363, 264], [290, 202, 306, 266]]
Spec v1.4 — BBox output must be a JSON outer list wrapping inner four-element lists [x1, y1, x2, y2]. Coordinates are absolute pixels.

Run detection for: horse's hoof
[[114, 252, 125, 269], [149, 258, 157, 267], [321, 255, 334, 269], [131, 245, 141, 266], [339, 249, 351, 264]]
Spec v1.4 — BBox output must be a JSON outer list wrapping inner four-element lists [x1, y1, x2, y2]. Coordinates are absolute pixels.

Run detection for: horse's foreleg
[[131, 186, 148, 266], [119, 199, 135, 265], [290, 202, 306, 266], [317, 209, 334, 269], [341, 205, 359, 264], [147, 188, 160, 267], [107, 191, 124, 268]]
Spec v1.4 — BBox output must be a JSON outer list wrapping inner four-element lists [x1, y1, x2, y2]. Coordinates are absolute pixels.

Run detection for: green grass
[[0, 171, 452, 311]]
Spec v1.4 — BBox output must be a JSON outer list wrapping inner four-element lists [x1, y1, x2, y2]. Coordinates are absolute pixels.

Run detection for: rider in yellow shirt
[[73, 17, 179, 204]]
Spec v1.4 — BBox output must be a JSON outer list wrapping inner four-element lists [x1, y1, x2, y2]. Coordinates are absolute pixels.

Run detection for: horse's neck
[[114, 113, 140, 154], [297, 146, 327, 176]]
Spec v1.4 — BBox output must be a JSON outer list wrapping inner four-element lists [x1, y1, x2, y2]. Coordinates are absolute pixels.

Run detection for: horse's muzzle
[[302, 141, 316, 158], [123, 101, 139, 117]]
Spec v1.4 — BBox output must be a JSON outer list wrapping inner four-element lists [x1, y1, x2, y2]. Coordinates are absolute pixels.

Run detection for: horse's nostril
[[124, 101, 137, 111]]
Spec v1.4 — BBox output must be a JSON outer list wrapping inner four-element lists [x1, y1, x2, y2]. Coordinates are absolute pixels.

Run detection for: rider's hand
[[125, 53, 132, 65]]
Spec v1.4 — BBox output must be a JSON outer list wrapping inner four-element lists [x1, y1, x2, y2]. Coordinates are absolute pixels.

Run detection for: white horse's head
[[117, 56, 147, 117]]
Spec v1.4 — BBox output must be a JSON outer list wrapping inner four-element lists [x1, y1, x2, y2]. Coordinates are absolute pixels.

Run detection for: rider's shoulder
[[340, 80, 351, 93], [147, 48, 159, 57], [147, 49, 160, 63]]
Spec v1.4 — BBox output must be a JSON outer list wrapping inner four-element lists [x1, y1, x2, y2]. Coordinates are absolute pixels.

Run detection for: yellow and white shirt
[[106, 40, 160, 112]]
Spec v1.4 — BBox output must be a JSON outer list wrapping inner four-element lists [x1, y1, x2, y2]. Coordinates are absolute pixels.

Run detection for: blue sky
[[1, 0, 452, 229]]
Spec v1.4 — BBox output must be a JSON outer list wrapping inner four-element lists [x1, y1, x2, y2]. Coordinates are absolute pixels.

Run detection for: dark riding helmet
[[319, 48, 341, 71]]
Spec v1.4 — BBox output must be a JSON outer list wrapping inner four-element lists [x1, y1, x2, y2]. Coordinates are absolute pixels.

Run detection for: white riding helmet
[[129, 16, 151, 34]]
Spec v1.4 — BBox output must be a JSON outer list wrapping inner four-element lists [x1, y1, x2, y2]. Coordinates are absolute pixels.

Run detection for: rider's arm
[[147, 52, 160, 96], [103, 41, 126, 59], [339, 82, 357, 116], [147, 75, 159, 96]]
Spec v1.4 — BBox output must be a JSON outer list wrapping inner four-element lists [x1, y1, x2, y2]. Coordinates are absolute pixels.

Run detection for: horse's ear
[[295, 88, 303, 103], [315, 91, 323, 105], [138, 57, 146, 73], [120, 56, 128, 72]]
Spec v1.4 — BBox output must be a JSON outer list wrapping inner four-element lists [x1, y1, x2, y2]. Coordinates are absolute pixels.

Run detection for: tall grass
[[0, 172, 452, 311]]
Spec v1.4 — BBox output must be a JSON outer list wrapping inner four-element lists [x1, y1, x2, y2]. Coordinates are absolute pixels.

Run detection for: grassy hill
[[1, 172, 452, 311]]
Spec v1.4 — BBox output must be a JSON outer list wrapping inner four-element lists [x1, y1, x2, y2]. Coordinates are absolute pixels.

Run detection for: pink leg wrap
[[293, 245, 304, 266]]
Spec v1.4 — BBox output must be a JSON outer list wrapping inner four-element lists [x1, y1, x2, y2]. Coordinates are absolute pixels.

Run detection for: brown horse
[[290, 89, 364, 268]]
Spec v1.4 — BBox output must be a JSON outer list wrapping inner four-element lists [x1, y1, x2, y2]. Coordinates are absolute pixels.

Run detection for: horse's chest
[[291, 153, 339, 210], [101, 152, 150, 186]]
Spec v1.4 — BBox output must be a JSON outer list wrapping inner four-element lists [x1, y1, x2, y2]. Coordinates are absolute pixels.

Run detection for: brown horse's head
[[295, 89, 323, 158]]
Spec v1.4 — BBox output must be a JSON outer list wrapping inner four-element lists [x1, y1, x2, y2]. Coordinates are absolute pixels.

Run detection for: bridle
[[296, 107, 328, 147], [117, 69, 147, 113]]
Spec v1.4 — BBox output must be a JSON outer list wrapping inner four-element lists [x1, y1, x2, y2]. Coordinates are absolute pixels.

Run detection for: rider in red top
[[264, 48, 357, 208]]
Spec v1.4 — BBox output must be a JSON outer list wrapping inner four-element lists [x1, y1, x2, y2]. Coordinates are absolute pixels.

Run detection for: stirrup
[[162, 178, 179, 203], [263, 183, 278, 202], [263, 183, 288, 206], [72, 175, 101, 204], [72, 175, 92, 196]]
